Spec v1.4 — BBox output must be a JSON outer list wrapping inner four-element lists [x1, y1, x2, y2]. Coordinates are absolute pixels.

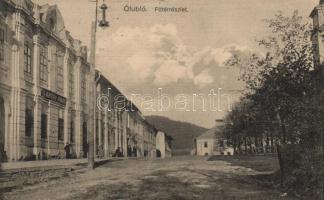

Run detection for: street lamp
[[99, 3, 109, 27], [88, 0, 109, 169]]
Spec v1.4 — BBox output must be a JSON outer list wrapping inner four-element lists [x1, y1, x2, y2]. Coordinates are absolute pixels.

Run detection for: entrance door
[[0, 97, 6, 162], [82, 122, 88, 158]]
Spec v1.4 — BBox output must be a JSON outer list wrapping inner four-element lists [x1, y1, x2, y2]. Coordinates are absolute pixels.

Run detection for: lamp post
[[88, 0, 109, 169]]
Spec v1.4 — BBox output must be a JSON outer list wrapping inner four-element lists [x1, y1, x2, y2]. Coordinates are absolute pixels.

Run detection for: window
[[41, 114, 47, 139], [40, 47, 48, 81], [56, 53, 64, 91], [101, 122, 104, 145], [69, 64, 74, 98], [0, 28, 4, 61], [81, 78, 86, 102], [58, 118, 64, 141], [24, 43, 32, 73], [70, 120, 74, 143], [25, 109, 33, 137], [95, 120, 99, 146], [204, 141, 208, 148]]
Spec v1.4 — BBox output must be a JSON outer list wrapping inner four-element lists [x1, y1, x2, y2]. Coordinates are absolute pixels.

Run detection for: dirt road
[[1, 156, 295, 200]]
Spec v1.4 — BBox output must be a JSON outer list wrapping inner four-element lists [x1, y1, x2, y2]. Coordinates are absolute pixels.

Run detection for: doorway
[[0, 97, 6, 162]]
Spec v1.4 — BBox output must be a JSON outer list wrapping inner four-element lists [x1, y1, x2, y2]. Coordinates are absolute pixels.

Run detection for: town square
[[0, 0, 323, 199]]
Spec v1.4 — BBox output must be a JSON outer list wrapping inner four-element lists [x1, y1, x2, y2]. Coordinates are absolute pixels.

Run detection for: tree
[[226, 10, 321, 145], [223, 11, 323, 197]]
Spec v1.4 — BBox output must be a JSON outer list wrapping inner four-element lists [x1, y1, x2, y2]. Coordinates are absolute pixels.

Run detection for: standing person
[[64, 143, 70, 159]]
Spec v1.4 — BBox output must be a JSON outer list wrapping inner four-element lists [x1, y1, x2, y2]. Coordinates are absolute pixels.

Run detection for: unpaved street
[[1, 156, 294, 200]]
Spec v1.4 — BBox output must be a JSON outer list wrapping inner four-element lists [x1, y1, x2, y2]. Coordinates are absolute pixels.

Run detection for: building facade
[[0, 0, 167, 162], [194, 128, 216, 156], [194, 125, 234, 156], [0, 0, 95, 161], [95, 71, 159, 159]]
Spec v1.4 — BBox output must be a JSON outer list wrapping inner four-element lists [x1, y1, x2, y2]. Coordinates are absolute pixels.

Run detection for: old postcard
[[0, 0, 323, 199]]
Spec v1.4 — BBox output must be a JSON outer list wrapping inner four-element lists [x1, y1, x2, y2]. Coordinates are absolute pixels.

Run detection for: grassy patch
[[208, 155, 279, 172]]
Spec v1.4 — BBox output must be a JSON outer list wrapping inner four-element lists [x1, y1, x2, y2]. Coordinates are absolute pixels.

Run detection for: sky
[[35, 0, 318, 128]]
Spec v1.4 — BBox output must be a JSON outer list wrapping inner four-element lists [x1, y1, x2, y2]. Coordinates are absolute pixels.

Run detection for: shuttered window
[[70, 120, 74, 143], [58, 118, 64, 141], [25, 109, 33, 137], [41, 114, 47, 139]]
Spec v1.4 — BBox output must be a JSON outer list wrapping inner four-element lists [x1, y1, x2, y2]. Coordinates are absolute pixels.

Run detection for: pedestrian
[[64, 143, 70, 159]]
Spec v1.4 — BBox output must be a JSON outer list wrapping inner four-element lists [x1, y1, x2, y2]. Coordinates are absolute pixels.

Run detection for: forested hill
[[145, 115, 208, 154]]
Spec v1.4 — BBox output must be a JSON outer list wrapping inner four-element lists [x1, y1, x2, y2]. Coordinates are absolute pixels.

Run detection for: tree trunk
[[244, 137, 248, 155], [276, 144, 284, 186], [233, 138, 238, 155], [238, 137, 242, 154], [270, 131, 274, 153], [254, 136, 258, 154], [276, 112, 287, 144], [248, 137, 253, 154]]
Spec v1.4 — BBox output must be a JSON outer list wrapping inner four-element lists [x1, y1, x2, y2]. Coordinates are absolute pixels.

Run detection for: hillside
[[145, 115, 208, 154]]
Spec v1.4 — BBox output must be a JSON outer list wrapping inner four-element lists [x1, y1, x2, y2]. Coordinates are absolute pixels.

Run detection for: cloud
[[193, 69, 214, 89], [96, 24, 252, 91], [154, 59, 193, 86]]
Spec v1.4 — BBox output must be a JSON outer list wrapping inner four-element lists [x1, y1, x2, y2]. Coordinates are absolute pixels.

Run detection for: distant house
[[194, 128, 216, 156], [156, 131, 173, 158], [194, 120, 234, 156]]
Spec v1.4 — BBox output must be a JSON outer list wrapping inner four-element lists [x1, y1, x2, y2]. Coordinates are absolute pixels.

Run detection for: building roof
[[197, 126, 217, 140], [196, 126, 221, 140]]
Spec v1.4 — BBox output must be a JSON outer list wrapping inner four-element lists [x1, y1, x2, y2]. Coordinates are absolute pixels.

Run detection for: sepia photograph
[[0, 0, 323, 199]]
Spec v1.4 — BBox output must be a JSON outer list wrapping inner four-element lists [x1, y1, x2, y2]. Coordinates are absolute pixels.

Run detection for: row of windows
[[25, 109, 75, 143], [22, 43, 81, 99]]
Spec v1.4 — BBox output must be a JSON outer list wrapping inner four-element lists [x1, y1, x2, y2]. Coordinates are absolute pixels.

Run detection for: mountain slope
[[145, 115, 208, 154]]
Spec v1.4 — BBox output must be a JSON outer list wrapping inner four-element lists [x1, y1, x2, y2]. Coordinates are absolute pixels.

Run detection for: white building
[[194, 122, 234, 156], [155, 131, 172, 158], [194, 128, 217, 156]]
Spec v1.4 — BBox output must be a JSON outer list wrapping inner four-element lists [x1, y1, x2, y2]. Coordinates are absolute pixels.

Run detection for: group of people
[[113, 147, 124, 157], [64, 143, 77, 159], [127, 145, 137, 157]]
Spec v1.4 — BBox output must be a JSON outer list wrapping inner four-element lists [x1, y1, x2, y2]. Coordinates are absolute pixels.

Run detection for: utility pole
[[88, 0, 109, 169]]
